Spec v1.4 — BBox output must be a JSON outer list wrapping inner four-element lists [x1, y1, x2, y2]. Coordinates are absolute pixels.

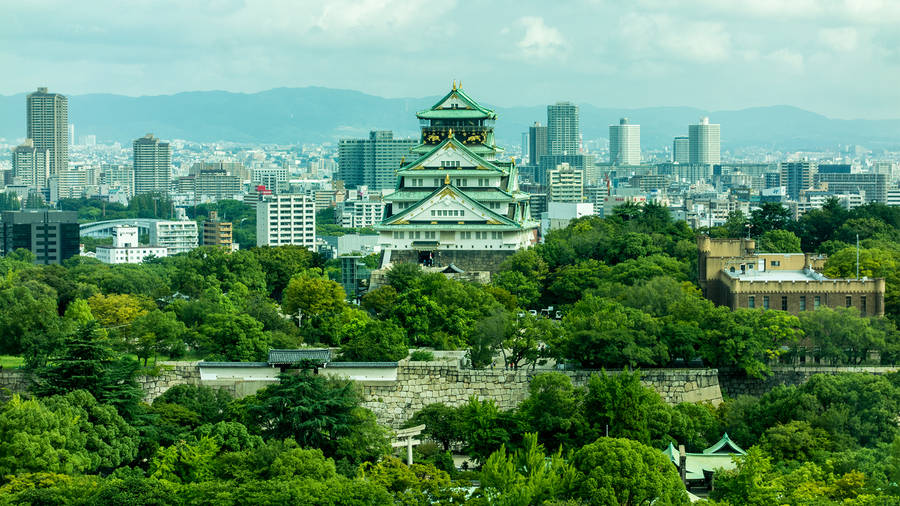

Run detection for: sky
[[3, 0, 900, 119]]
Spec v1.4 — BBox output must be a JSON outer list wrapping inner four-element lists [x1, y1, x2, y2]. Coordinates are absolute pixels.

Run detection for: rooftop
[[723, 269, 829, 282]]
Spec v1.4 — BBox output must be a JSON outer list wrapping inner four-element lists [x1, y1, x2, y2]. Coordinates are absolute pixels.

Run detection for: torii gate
[[392, 425, 425, 465]]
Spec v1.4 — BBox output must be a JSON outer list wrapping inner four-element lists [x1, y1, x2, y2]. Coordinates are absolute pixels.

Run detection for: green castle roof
[[417, 86, 497, 120]]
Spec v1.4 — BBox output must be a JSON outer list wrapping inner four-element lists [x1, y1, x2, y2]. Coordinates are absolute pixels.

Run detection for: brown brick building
[[698, 236, 884, 317]]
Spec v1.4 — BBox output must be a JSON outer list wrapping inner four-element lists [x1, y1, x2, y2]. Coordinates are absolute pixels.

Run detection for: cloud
[[618, 13, 731, 63], [516, 16, 567, 60], [819, 27, 859, 52]]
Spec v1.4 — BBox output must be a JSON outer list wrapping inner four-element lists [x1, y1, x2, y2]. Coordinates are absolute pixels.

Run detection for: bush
[[409, 350, 434, 362]]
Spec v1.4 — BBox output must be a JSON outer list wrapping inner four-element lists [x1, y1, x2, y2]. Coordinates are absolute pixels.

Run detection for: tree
[[197, 313, 269, 362], [478, 433, 575, 505], [361, 456, 465, 505], [560, 295, 666, 369], [86, 292, 155, 350], [339, 319, 408, 362], [750, 202, 792, 237], [757, 229, 802, 253], [282, 272, 346, 326], [494, 249, 549, 308], [712, 447, 784, 506], [43, 390, 140, 472], [403, 403, 464, 452], [518, 373, 582, 450], [582, 370, 671, 446], [0, 395, 90, 476], [701, 308, 802, 378], [153, 384, 234, 426], [468, 311, 509, 369], [243, 372, 371, 458], [568, 437, 689, 506], [131, 310, 189, 365], [252, 245, 315, 300], [35, 321, 113, 399], [504, 313, 558, 370], [458, 397, 512, 465], [0, 278, 65, 367], [798, 307, 888, 364]]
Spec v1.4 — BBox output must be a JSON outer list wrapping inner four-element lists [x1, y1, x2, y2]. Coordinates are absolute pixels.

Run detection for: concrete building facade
[[698, 237, 884, 317], [0, 209, 79, 264], [96, 225, 168, 264], [149, 220, 198, 255], [12, 139, 50, 189], [256, 194, 316, 249], [26, 88, 68, 176], [133, 134, 171, 195], [609, 118, 640, 166], [688, 118, 720, 165], [338, 131, 416, 191], [547, 102, 580, 156]]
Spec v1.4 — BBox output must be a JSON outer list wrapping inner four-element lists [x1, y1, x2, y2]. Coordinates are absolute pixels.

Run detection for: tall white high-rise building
[[12, 139, 50, 188], [548, 162, 584, 202], [26, 87, 68, 176], [256, 194, 316, 249], [133, 134, 171, 195], [688, 117, 721, 165], [547, 102, 580, 156], [609, 118, 641, 166]]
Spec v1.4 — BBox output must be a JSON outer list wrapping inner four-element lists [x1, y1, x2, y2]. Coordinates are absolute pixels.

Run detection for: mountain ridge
[[1, 87, 898, 151]]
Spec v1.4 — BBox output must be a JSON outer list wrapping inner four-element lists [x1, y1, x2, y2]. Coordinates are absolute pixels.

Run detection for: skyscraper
[[547, 102, 580, 156], [338, 131, 416, 191], [688, 117, 721, 165], [780, 161, 817, 200], [528, 122, 548, 166], [26, 87, 68, 176], [12, 139, 50, 189], [673, 136, 690, 163], [609, 118, 641, 166], [133, 133, 171, 195]]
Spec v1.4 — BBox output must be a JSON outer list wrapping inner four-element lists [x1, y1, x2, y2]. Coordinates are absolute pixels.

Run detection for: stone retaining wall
[[359, 363, 724, 428], [719, 365, 900, 398]]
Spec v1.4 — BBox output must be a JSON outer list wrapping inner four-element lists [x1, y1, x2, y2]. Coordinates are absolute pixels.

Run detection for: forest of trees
[[4, 198, 900, 502]]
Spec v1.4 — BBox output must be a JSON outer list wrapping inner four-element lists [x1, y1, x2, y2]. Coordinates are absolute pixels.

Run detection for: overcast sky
[[3, 0, 900, 119]]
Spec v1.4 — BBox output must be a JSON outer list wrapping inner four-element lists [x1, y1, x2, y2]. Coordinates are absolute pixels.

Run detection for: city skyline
[[3, 1, 900, 120]]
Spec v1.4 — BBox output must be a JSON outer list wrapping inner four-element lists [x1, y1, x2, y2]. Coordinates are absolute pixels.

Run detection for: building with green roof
[[375, 84, 539, 270]]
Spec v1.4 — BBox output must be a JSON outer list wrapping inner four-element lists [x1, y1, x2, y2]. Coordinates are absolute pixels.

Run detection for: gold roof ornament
[[444, 173, 450, 185], [452, 80, 457, 91]]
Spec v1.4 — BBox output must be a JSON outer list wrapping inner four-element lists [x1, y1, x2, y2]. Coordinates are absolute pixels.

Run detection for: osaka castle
[[376, 84, 539, 271]]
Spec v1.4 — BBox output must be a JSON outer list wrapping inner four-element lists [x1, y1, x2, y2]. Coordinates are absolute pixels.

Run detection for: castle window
[[782, 296, 788, 311], [800, 296, 806, 311], [771, 261, 781, 267], [861, 296, 867, 314], [763, 296, 769, 309], [846, 296, 852, 307], [814, 296, 821, 309], [748, 296, 755, 308]]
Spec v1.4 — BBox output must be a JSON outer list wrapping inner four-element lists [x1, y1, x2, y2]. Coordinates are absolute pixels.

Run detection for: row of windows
[[407, 177, 494, 187], [391, 231, 504, 240], [747, 295, 867, 312], [431, 210, 462, 217]]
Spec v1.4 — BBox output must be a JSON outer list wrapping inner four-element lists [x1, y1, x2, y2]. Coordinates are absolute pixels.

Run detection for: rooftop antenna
[[856, 233, 860, 279]]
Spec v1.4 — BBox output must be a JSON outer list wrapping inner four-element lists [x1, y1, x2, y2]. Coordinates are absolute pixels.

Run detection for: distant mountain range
[[2, 86, 900, 152]]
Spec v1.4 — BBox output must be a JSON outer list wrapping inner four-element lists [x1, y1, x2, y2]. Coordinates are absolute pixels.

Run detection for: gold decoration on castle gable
[[487, 219, 502, 225], [395, 220, 409, 225]]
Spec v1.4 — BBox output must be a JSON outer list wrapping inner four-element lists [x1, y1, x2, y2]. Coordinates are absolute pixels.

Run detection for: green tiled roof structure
[[267, 349, 331, 364], [663, 434, 746, 483]]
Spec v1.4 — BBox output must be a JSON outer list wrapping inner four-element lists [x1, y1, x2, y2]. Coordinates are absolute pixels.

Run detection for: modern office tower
[[256, 194, 316, 249], [12, 139, 50, 188], [68, 124, 75, 147], [149, 220, 198, 255], [780, 161, 818, 200], [688, 117, 721, 165], [133, 134, 171, 195], [528, 122, 548, 165], [673, 136, 690, 163], [201, 211, 233, 249], [96, 226, 168, 264], [548, 162, 584, 202], [0, 209, 79, 264], [609, 118, 641, 166], [764, 172, 782, 189], [99, 164, 135, 198], [547, 102, 580, 155], [251, 165, 289, 194], [26, 88, 68, 176], [338, 131, 416, 191], [815, 173, 888, 203]]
